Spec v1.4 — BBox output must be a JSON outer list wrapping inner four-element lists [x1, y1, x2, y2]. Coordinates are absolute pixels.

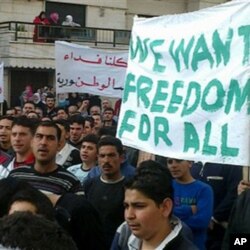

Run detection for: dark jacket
[[222, 189, 250, 250], [55, 193, 107, 250], [191, 162, 242, 222]]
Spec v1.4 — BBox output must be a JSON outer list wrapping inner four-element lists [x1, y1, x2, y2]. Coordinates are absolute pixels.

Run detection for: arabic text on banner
[[55, 41, 128, 98]]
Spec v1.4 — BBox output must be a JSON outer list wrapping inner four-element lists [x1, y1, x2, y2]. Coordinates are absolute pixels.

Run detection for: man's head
[[45, 94, 55, 110], [14, 106, 22, 116], [27, 111, 40, 119], [67, 104, 78, 116], [102, 99, 112, 111], [97, 136, 124, 180], [92, 114, 103, 131], [6, 179, 54, 220], [35, 107, 44, 118], [22, 101, 36, 116], [55, 119, 70, 148], [167, 158, 193, 183], [6, 108, 16, 117], [80, 134, 98, 167], [89, 105, 101, 116], [56, 108, 68, 120], [103, 107, 114, 122], [0, 212, 77, 250], [11, 116, 36, 156], [83, 116, 95, 136], [0, 116, 14, 149], [32, 121, 61, 167], [124, 160, 173, 242], [69, 115, 85, 144]]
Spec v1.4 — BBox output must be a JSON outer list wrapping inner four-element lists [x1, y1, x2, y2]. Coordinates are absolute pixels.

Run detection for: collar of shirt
[[56, 143, 78, 165], [128, 218, 182, 250]]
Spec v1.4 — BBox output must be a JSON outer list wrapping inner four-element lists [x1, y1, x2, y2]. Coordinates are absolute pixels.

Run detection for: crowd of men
[[0, 92, 248, 250]]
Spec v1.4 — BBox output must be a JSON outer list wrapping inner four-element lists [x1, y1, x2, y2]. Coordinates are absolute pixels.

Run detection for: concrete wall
[[0, 0, 230, 30], [0, 0, 44, 23]]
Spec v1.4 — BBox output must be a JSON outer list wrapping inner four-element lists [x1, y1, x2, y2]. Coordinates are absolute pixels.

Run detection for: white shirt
[[56, 143, 78, 166]]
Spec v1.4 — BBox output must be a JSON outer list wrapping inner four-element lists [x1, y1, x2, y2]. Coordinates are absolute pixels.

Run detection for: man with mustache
[[9, 121, 81, 195], [83, 136, 126, 249]]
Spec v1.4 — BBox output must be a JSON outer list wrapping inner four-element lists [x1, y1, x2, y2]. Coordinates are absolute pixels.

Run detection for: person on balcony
[[62, 15, 81, 40], [62, 15, 80, 27], [47, 12, 61, 43], [33, 11, 50, 42]]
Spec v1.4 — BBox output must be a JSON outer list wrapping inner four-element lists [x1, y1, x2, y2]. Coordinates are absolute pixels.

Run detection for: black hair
[[35, 120, 61, 141], [69, 115, 85, 126], [0, 115, 14, 122], [103, 107, 114, 113], [57, 107, 68, 115], [0, 177, 54, 220], [27, 111, 40, 118], [98, 126, 117, 138], [0, 212, 77, 250], [45, 93, 55, 100], [8, 186, 54, 221], [56, 119, 70, 132], [84, 116, 95, 128], [97, 135, 123, 155], [23, 101, 36, 108], [38, 11, 46, 19], [12, 116, 38, 135], [82, 134, 99, 145], [124, 160, 173, 206]]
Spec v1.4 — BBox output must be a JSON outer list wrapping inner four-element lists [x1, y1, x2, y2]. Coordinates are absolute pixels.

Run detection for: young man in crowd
[[56, 107, 69, 120], [116, 160, 197, 250], [83, 116, 95, 136], [56, 119, 81, 169], [92, 113, 103, 135], [0, 117, 36, 178], [167, 158, 213, 250], [9, 121, 81, 195], [22, 101, 36, 116], [68, 134, 98, 184], [45, 93, 57, 118], [0, 116, 14, 154], [68, 115, 85, 150], [103, 107, 117, 127], [83, 136, 126, 249]]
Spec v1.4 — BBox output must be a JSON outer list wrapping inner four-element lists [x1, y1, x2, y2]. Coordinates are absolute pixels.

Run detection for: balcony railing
[[0, 21, 131, 47]]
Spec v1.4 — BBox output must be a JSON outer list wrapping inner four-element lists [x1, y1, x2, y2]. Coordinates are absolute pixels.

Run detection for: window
[[46, 1, 86, 27]]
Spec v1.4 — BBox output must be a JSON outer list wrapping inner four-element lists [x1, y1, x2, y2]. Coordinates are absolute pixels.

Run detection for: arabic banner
[[0, 63, 3, 103], [117, 0, 250, 165], [55, 41, 128, 98]]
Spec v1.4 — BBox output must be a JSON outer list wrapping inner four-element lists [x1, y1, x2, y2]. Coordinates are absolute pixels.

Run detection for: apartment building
[[0, 0, 228, 106]]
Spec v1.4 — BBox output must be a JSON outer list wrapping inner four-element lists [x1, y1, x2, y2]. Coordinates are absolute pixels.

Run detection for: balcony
[[0, 21, 131, 69]]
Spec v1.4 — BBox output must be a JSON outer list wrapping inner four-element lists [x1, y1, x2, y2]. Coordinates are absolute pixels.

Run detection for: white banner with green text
[[117, 0, 250, 165]]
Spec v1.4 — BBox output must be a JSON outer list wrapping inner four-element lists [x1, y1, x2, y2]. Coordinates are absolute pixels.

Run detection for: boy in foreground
[[117, 160, 197, 250]]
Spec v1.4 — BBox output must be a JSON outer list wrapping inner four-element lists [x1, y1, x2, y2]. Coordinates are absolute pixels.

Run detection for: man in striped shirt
[[9, 121, 81, 195]]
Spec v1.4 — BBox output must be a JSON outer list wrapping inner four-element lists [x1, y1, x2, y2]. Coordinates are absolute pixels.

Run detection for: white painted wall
[[0, 0, 229, 29]]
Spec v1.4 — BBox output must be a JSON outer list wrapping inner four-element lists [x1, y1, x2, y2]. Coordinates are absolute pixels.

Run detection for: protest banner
[[117, 0, 250, 165], [0, 62, 3, 103], [55, 41, 128, 98]]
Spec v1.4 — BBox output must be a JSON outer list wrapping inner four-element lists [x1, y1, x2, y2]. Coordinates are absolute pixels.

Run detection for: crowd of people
[[33, 11, 81, 43], [0, 85, 248, 250]]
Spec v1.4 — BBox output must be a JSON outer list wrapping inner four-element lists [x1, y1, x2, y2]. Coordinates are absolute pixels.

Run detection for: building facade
[[0, 0, 229, 107]]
